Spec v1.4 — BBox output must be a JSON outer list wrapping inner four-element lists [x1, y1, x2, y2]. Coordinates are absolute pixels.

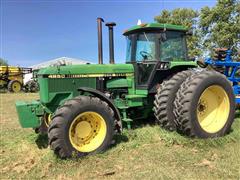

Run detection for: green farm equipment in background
[[16, 18, 237, 158]]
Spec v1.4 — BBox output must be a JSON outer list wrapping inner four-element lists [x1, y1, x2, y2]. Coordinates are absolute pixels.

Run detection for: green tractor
[[16, 18, 236, 158]]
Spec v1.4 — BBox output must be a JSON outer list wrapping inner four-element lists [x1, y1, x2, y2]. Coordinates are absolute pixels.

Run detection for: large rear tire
[[48, 96, 115, 158], [153, 70, 194, 131], [8, 80, 22, 93], [174, 70, 235, 138]]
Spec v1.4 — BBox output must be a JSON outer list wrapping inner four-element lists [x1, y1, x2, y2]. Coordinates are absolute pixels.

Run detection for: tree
[[199, 0, 240, 57], [154, 1, 239, 60], [0, 58, 8, 66], [154, 8, 201, 57]]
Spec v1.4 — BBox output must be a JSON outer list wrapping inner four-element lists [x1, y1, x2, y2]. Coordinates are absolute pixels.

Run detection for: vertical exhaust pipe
[[106, 22, 116, 64], [97, 17, 104, 64]]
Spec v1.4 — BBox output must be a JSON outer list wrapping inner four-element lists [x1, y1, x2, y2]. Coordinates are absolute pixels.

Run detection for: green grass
[[0, 93, 239, 179]]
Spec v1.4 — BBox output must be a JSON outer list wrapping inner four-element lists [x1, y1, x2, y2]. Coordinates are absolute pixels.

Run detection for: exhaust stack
[[106, 22, 116, 64], [97, 17, 104, 64]]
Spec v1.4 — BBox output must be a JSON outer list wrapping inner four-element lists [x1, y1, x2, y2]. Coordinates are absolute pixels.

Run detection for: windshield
[[126, 33, 157, 62], [126, 31, 187, 62]]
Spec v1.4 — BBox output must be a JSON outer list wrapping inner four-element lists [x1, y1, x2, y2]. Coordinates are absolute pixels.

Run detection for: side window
[[161, 38, 185, 60], [126, 36, 132, 62], [136, 40, 155, 61], [135, 33, 156, 61], [160, 32, 187, 61]]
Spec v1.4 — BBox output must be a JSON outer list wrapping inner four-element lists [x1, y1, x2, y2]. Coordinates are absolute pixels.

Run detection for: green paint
[[121, 109, 133, 129], [15, 22, 199, 130], [126, 97, 144, 107], [113, 94, 146, 109], [15, 101, 43, 128], [170, 61, 197, 68], [135, 89, 148, 95], [107, 78, 132, 89], [38, 77, 49, 103], [39, 78, 96, 104], [126, 76, 135, 95], [38, 64, 134, 75], [123, 23, 188, 35]]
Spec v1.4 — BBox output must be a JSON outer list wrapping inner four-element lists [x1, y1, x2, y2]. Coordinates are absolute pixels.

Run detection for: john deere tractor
[[16, 18, 239, 158]]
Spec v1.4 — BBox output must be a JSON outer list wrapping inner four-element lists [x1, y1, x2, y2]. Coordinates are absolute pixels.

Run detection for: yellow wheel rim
[[12, 82, 21, 92], [44, 114, 52, 127], [197, 85, 230, 133], [69, 111, 107, 152]]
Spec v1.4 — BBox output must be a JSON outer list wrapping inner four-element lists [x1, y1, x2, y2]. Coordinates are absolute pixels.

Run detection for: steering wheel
[[140, 51, 153, 60]]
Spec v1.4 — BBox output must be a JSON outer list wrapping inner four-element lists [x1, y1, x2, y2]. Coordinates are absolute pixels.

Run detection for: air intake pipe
[[106, 22, 116, 64], [97, 17, 104, 64]]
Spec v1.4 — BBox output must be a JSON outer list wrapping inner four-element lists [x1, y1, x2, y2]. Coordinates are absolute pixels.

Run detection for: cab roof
[[123, 23, 188, 35]]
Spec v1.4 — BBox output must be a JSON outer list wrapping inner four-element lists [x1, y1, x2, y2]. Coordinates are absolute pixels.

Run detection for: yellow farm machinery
[[0, 66, 39, 93]]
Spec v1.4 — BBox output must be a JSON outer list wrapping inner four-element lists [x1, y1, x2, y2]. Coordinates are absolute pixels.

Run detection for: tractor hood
[[38, 64, 134, 77]]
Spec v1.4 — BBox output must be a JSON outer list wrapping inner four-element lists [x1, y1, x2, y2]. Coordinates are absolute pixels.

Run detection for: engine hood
[[38, 64, 134, 77]]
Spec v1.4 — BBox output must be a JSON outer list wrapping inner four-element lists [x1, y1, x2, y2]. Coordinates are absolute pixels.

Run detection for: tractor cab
[[123, 23, 190, 88]]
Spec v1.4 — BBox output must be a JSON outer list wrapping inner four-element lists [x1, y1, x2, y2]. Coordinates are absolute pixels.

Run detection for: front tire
[[174, 70, 235, 138], [48, 96, 115, 158]]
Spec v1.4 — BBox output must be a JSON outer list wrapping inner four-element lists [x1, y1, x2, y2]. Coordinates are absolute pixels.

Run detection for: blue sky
[[1, 0, 217, 66]]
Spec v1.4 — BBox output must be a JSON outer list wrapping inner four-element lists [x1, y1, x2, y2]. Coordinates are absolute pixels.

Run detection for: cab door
[[130, 32, 160, 89]]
